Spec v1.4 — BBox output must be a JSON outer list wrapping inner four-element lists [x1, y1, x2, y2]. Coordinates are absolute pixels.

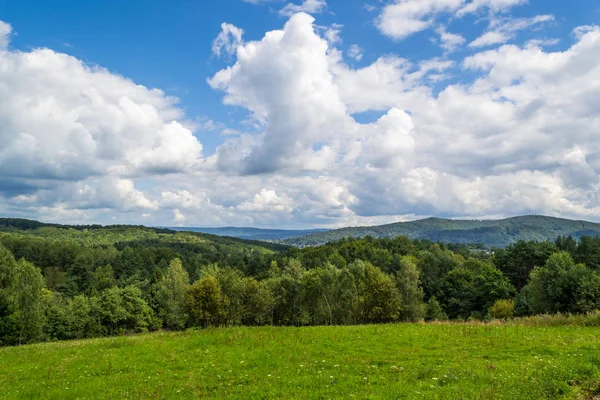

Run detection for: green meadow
[[1, 323, 599, 399]]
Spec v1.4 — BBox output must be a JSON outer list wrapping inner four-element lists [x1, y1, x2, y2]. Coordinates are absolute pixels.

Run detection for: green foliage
[[361, 261, 403, 323], [488, 299, 515, 319], [95, 286, 158, 335], [186, 276, 225, 327], [395, 255, 425, 322], [524, 252, 600, 315], [1, 219, 600, 347], [90, 264, 117, 293], [14, 259, 46, 344], [154, 258, 190, 330], [202, 266, 246, 326], [439, 260, 515, 320], [493, 240, 556, 289], [424, 296, 447, 321], [241, 277, 273, 325], [283, 215, 600, 248]]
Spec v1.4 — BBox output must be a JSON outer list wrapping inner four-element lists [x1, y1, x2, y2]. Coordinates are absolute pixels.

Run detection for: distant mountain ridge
[[168, 227, 329, 241], [282, 215, 600, 248]]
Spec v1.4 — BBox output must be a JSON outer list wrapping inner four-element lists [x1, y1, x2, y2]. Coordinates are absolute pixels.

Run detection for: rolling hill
[[283, 215, 600, 248], [169, 227, 329, 241]]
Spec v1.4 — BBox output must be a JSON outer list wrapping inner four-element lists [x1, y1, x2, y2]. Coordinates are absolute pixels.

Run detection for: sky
[[0, 0, 599, 229]]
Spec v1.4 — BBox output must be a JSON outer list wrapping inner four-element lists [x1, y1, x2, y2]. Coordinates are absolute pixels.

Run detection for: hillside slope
[[283, 215, 600, 247], [0, 218, 287, 252], [169, 227, 329, 241]]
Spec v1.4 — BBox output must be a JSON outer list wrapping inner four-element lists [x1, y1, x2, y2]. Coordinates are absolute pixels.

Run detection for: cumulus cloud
[[173, 209, 186, 223], [4, 14, 600, 227], [376, 0, 529, 40], [377, 0, 464, 40], [212, 23, 244, 57], [238, 189, 294, 212], [0, 20, 11, 49], [435, 26, 466, 53], [457, 0, 527, 16], [0, 18, 204, 222], [469, 14, 554, 48], [209, 14, 600, 222], [0, 47, 203, 183], [208, 13, 352, 174], [347, 44, 364, 61], [279, 0, 327, 17]]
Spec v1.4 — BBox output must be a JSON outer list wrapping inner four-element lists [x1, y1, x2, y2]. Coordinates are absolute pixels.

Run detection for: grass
[[1, 323, 599, 399]]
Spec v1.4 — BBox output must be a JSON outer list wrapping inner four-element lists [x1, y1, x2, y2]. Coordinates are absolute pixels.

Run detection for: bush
[[488, 299, 515, 319], [425, 297, 447, 321]]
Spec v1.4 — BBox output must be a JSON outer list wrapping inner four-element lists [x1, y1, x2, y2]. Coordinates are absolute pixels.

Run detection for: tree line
[[1, 227, 600, 346]]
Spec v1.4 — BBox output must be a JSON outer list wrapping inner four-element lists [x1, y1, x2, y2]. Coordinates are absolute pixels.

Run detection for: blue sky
[[0, 0, 599, 228]]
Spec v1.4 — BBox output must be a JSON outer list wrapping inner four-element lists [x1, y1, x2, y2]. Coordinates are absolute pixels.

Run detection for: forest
[[1, 218, 600, 346]]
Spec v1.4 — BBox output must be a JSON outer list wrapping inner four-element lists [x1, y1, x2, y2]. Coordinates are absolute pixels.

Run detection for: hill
[[283, 215, 600, 247], [169, 226, 329, 241], [0, 217, 287, 252]]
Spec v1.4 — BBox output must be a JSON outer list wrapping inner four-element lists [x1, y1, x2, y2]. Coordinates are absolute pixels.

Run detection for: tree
[[14, 259, 46, 344], [525, 252, 600, 315], [424, 296, 447, 321], [43, 267, 67, 291], [575, 236, 600, 270], [362, 262, 402, 323], [266, 259, 306, 326], [203, 266, 245, 326], [0, 245, 19, 345], [395, 256, 425, 322], [439, 267, 474, 320], [155, 258, 190, 330], [440, 260, 515, 320], [186, 276, 225, 328], [471, 262, 515, 314], [241, 277, 273, 326], [493, 241, 556, 290], [90, 264, 117, 293], [94, 286, 158, 335], [488, 299, 515, 319]]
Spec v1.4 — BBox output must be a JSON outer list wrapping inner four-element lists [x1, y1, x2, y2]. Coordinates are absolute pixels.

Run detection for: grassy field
[[1, 323, 599, 399]]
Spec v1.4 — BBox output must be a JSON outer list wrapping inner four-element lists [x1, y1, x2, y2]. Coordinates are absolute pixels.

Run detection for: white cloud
[[347, 44, 364, 61], [319, 23, 343, 44], [208, 13, 351, 174], [209, 15, 600, 223], [469, 14, 554, 48], [173, 209, 186, 223], [238, 189, 294, 212], [0, 46, 204, 185], [376, 0, 530, 40], [457, 0, 527, 16], [280, 0, 327, 17], [4, 15, 600, 228], [212, 23, 244, 57], [376, 0, 466, 40], [435, 26, 466, 53], [0, 20, 11, 49]]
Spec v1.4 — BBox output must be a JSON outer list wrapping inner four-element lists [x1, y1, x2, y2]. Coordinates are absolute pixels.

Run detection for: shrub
[[489, 299, 515, 319]]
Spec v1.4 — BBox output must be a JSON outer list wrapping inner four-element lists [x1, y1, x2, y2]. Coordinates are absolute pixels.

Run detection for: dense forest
[[1, 219, 599, 346], [284, 215, 600, 247]]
